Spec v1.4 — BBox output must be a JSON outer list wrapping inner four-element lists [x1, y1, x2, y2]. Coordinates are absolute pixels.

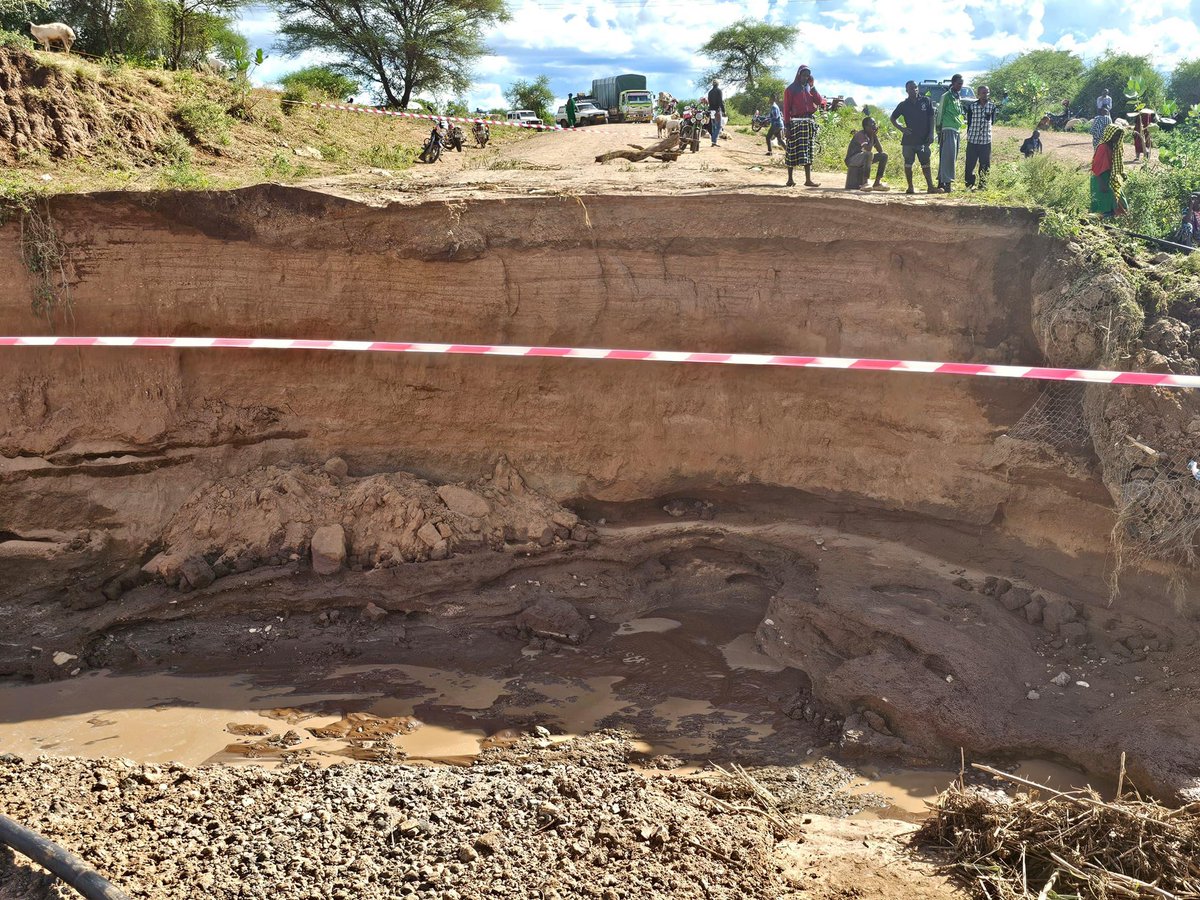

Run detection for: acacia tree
[[504, 74, 551, 117], [699, 18, 796, 91], [272, 0, 507, 109], [165, 0, 245, 68]]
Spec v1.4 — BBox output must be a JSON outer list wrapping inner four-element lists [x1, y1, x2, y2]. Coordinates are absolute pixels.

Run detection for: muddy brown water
[[0, 609, 1093, 820]]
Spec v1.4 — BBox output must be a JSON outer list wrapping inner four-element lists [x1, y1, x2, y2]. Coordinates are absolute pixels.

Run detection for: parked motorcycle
[[473, 121, 490, 148], [751, 111, 770, 133], [447, 124, 466, 152], [677, 106, 707, 153], [419, 126, 444, 163]]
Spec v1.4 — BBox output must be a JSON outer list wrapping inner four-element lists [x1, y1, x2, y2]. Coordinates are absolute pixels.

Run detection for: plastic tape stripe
[[4, 336, 1200, 388]]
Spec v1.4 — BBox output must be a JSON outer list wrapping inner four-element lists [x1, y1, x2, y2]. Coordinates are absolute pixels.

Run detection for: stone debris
[[310, 524, 347, 575], [517, 597, 591, 645], [139, 458, 591, 589]]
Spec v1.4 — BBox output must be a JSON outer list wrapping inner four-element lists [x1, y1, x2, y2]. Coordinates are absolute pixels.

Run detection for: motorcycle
[[751, 111, 770, 133], [472, 121, 490, 148], [677, 106, 708, 153], [419, 126, 444, 163], [447, 124, 466, 152]]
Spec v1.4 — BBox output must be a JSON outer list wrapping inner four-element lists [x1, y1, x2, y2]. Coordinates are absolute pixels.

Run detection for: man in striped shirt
[[963, 85, 996, 190]]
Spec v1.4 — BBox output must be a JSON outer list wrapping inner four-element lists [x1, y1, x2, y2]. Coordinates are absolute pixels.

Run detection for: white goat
[[28, 22, 76, 54], [654, 114, 680, 139]]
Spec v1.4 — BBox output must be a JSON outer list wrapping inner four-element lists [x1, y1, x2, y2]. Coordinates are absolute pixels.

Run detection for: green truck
[[590, 74, 653, 124]]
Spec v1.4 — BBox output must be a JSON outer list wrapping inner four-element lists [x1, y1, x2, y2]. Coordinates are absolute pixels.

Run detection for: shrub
[[975, 154, 1089, 217], [155, 130, 193, 164], [174, 98, 230, 145], [281, 84, 312, 114], [279, 66, 359, 101], [0, 29, 33, 50]]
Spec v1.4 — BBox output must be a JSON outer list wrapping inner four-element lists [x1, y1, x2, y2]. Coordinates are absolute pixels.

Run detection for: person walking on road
[[566, 93, 577, 128], [766, 94, 784, 154], [890, 80, 936, 194], [963, 84, 996, 190], [707, 79, 725, 146], [1090, 122, 1127, 217], [783, 64, 825, 187], [936, 74, 965, 192]]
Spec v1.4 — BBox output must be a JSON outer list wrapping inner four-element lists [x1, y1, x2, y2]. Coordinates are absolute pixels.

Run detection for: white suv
[[556, 101, 608, 127], [506, 110, 541, 125]]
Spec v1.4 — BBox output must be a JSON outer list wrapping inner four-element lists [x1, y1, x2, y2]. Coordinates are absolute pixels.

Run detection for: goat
[[654, 114, 680, 139], [27, 22, 75, 54]]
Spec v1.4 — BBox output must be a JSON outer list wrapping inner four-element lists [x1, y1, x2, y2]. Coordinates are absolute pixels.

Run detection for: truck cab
[[619, 90, 653, 123]]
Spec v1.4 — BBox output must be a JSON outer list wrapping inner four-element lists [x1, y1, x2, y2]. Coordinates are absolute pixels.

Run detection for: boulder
[[999, 586, 1032, 611], [361, 602, 388, 622], [311, 525, 346, 575], [1059, 622, 1089, 643], [323, 457, 349, 478], [1041, 597, 1078, 633], [518, 598, 591, 644], [1024, 594, 1047, 625], [437, 485, 490, 518], [983, 576, 1012, 598], [417, 522, 443, 548], [179, 555, 215, 591]]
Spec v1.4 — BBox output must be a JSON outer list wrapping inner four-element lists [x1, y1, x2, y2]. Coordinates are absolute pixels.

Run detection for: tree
[[504, 74, 552, 117], [1074, 52, 1165, 120], [977, 49, 1083, 122], [164, 0, 245, 68], [1170, 58, 1200, 110], [699, 18, 795, 91], [271, 0, 508, 110], [730, 74, 785, 116], [280, 65, 360, 100]]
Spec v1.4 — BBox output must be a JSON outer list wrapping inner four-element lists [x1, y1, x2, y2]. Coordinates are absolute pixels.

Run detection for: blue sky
[[238, 0, 1200, 110]]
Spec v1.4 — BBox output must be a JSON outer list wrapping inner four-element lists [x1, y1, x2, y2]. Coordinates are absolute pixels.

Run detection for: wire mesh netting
[[1006, 383, 1200, 575]]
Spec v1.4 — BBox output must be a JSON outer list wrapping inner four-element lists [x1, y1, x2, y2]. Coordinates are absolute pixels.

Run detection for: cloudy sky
[[240, 0, 1200, 110]]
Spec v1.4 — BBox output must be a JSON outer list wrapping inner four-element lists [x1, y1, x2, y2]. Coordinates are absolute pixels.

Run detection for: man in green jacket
[[936, 74, 965, 193], [566, 93, 577, 128]]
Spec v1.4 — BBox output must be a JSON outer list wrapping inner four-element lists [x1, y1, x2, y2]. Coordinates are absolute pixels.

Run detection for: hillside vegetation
[[0, 47, 527, 198]]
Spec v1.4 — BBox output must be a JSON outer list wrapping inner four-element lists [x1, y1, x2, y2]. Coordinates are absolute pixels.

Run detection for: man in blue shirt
[[889, 80, 936, 194], [766, 94, 783, 155]]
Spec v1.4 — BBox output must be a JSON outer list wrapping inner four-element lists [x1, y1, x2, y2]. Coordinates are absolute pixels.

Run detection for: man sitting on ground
[[890, 80, 935, 194], [845, 116, 889, 191]]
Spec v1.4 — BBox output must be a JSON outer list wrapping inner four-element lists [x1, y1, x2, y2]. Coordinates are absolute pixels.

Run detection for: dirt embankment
[[5, 187, 1200, 801]]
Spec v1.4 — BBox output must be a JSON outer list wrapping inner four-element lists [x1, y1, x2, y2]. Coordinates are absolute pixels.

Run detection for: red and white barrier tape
[[305, 101, 573, 131], [2, 336, 1197, 388]]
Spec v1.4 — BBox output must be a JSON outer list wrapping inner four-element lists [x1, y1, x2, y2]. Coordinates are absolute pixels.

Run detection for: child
[[1020, 128, 1042, 158]]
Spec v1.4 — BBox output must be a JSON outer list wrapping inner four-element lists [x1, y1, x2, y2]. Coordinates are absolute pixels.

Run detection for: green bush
[[281, 85, 312, 114], [174, 98, 231, 145], [1074, 53, 1165, 120], [978, 49, 1084, 123], [155, 130, 193, 164], [0, 29, 34, 50], [975, 154, 1089, 217], [279, 66, 359, 101]]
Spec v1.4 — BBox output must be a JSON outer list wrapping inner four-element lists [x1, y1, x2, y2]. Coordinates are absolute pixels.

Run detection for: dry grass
[[920, 763, 1200, 899]]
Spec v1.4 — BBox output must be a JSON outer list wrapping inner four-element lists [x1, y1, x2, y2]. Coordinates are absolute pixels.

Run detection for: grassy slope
[[0, 48, 531, 199]]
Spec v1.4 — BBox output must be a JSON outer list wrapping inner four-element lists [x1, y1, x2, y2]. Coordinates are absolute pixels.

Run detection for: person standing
[[963, 84, 996, 190], [783, 65, 825, 187], [1091, 105, 1112, 149], [935, 74, 965, 192], [1133, 108, 1154, 161], [1177, 193, 1200, 246], [566, 93, 577, 128], [707, 79, 725, 146], [889, 80, 936, 194], [766, 94, 783, 155], [1097, 89, 1112, 114], [1090, 122, 1127, 217]]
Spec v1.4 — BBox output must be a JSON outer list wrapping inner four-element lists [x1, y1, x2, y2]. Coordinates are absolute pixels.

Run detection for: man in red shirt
[[783, 65, 826, 187]]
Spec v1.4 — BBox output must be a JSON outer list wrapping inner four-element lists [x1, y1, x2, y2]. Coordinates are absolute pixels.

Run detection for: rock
[[570, 525, 590, 543], [473, 832, 501, 855], [952, 577, 973, 591], [1024, 594, 1047, 625], [52, 651, 77, 667], [839, 713, 907, 757], [983, 576, 1012, 597], [1026, 690, 1040, 700], [1051, 671, 1071, 686], [1000, 586, 1032, 611], [457, 844, 478, 863], [311, 525, 347, 575], [1041, 597, 1078, 633], [101, 564, 144, 601], [430, 540, 450, 561], [437, 485, 490, 518], [179, 555, 216, 590], [550, 510, 578, 529], [294, 144, 323, 160], [324, 457, 349, 478], [417, 522, 442, 548], [518, 598, 591, 644], [361, 602, 388, 623], [862, 710, 892, 735]]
